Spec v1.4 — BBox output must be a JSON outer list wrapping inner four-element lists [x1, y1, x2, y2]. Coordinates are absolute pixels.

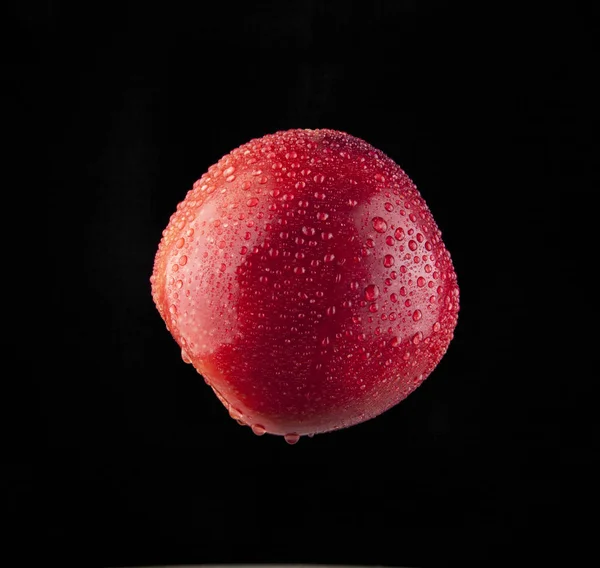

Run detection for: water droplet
[[181, 349, 192, 364], [302, 226, 316, 236], [385, 235, 394, 246], [324, 253, 335, 262], [390, 336, 400, 347], [433, 321, 441, 332], [412, 309, 422, 321], [384, 202, 393, 212], [417, 276, 426, 287], [176, 237, 185, 248], [412, 331, 423, 344], [179, 255, 188, 266], [374, 173, 385, 182], [176, 279, 183, 289], [372, 217, 387, 233], [252, 424, 266, 436], [383, 254, 395, 268], [242, 180, 252, 190], [228, 406, 242, 421], [316, 211, 329, 221], [247, 197, 259, 207], [394, 227, 405, 241], [284, 433, 300, 445], [326, 306, 336, 316], [365, 284, 380, 301], [408, 240, 417, 251]]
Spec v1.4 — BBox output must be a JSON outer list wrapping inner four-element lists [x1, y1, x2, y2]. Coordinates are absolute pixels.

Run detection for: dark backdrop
[[8, 2, 597, 567]]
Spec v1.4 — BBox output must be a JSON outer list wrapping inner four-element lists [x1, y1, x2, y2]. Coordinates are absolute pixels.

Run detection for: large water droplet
[[252, 424, 266, 436], [383, 254, 395, 268], [372, 217, 387, 233], [284, 433, 300, 445], [365, 284, 380, 301], [181, 349, 192, 364]]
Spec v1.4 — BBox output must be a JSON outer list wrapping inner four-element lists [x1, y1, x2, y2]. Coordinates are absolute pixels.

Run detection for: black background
[[8, 1, 598, 567]]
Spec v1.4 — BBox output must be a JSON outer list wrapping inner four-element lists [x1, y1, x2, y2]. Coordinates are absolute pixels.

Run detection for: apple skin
[[151, 129, 459, 439]]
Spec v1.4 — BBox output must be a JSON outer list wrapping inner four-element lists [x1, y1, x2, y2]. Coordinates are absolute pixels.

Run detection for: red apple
[[151, 129, 459, 443]]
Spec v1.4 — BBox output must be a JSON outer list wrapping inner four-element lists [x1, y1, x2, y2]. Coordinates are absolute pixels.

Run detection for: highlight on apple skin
[[151, 128, 459, 444]]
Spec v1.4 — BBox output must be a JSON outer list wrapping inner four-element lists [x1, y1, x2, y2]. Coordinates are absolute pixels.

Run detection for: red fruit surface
[[151, 129, 459, 441]]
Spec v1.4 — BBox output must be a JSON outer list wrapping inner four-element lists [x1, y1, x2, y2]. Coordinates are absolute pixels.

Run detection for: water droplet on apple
[[284, 433, 300, 445], [372, 217, 387, 233], [252, 424, 266, 436], [364, 284, 380, 301]]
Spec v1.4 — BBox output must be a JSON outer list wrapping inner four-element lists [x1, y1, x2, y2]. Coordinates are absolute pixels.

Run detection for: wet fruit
[[151, 128, 459, 442]]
